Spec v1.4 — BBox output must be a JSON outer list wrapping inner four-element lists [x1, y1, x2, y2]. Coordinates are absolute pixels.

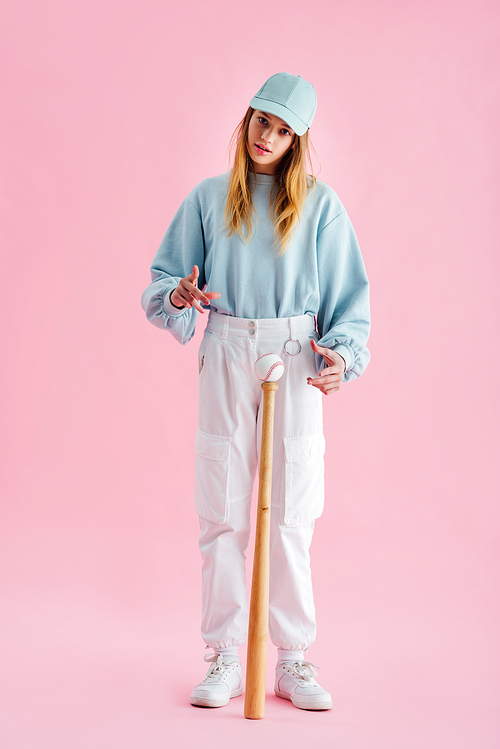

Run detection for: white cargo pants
[[195, 312, 325, 652]]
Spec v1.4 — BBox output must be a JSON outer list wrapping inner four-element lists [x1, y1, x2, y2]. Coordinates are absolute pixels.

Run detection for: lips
[[255, 143, 272, 155]]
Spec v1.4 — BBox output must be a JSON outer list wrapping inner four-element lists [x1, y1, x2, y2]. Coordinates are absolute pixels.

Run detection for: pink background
[[1, 1, 499, 747]]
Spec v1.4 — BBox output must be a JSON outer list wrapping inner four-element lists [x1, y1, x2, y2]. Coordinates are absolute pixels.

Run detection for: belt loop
[[284, 316, 302, 356], [222, 315, 229, 339]]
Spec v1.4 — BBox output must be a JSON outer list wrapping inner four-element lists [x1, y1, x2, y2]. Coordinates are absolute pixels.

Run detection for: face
[[247, 110, 295, 174]]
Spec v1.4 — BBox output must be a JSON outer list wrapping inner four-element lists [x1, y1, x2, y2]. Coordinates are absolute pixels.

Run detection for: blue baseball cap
[[250, 72, 317, 136]]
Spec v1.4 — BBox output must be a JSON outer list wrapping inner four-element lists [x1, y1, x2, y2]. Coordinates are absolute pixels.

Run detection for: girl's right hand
[[170, 265, 221, 314]]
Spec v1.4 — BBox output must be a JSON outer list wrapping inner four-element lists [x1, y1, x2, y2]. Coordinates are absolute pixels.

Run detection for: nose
[[260, 127, 273, 144]]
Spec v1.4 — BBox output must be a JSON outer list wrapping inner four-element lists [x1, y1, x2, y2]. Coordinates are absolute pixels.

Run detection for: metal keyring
[[284, 338, 302, 356]]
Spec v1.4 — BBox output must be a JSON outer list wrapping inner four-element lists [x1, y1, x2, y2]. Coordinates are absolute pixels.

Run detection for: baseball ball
[[254, 353, 285, 382]]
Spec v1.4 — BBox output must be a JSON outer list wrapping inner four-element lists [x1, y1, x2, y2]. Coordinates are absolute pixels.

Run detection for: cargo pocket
[[282, 433, 326, 526], [195, 429, 231, 524]]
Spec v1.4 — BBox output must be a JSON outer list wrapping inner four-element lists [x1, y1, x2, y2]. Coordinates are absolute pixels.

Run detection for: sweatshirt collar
[[249, 172, 275, 186]]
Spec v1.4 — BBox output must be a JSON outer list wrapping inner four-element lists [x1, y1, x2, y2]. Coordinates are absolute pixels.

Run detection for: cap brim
[[250, 96, 308, 136]]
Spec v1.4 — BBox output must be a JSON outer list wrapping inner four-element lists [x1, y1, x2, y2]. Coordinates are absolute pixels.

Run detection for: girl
[[141, 73, 370, 711]]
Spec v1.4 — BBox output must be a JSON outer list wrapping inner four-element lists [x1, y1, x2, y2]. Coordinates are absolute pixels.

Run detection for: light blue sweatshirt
[[141, 172, 370, 381]]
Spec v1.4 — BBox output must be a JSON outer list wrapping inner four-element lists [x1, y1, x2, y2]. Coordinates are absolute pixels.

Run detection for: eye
[[280, 129, 292, 136]]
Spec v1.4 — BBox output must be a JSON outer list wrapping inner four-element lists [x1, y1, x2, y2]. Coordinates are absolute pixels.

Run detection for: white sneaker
[[274, 660, 333, 710], [190, 653, 243, 708]]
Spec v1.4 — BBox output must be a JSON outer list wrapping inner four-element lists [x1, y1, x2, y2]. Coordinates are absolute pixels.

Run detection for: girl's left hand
[[307, 339, 346, 395]]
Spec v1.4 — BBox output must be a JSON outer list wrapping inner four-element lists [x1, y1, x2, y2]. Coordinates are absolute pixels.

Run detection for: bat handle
[[244, 381, 278, 720]]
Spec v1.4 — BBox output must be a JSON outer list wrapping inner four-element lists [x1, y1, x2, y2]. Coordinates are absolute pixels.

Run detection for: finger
[[177, 290, 205, 313], [182, 286, 210, 313], [184, 294, 208, 306], [308, 380, 328, 390], [204, 292, 221, 299], [308, 378, 325, 388], [310, 338, 329, 356], [310, 338, 335, 366], [308, 371, 342, 383], [309, 379, 341, 395], [322, 368, 343, 378], [191, 298, 205, 313], [185, 265, 199, 289], [323, 384, 341, 395], [307, 374, 341, 388], [174, 288, 197, 310], [180, 281, 211, 306], [174, 291, 192, 309], [170, 290, 185, 308]]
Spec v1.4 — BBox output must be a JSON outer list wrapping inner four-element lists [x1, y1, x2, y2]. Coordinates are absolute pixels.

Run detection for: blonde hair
[[224, 107, 316, 255]]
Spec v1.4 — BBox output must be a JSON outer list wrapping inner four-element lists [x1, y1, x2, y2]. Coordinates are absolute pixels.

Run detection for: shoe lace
[[202, 653, 239, 683], [290, 660, 319, 681]]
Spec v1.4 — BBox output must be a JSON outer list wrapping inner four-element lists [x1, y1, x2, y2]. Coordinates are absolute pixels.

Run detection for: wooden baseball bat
[[244, 381, 279, 720]]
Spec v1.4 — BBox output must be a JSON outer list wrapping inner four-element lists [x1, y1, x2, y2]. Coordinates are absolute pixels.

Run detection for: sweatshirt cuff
[[332, 344, 354, 373], [163, 289, 187, 317]]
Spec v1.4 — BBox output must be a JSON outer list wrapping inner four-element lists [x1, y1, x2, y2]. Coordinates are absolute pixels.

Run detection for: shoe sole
[[190, 687, 243, 708], [274, 689, 333, 711]]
